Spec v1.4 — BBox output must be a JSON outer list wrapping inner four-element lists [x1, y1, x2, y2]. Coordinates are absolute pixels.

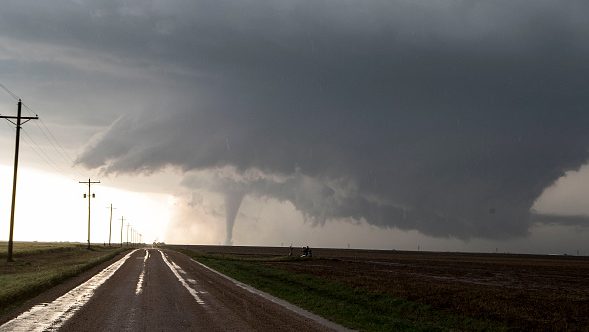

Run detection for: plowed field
[[181, 245, 589, 331]]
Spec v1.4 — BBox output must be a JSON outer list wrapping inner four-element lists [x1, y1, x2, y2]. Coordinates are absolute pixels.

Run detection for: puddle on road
[[0, 250, 139, 332]]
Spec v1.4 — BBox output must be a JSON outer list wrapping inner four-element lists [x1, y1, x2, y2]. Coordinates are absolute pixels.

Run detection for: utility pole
[[106, 204, 116, 246], [120, 216, 125, 247], [126, 223, 130, 246], [79, 178, 100, 250], [1, 99, 38, 262]]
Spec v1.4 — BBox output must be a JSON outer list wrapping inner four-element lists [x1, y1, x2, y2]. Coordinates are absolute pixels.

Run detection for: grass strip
[[180, 249, 507, 332], [0, 242, 79, 259], [0, 246, 128, 316]]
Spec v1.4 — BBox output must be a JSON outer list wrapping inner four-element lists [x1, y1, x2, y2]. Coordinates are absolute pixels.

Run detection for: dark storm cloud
[[4, 0, 588, 238]]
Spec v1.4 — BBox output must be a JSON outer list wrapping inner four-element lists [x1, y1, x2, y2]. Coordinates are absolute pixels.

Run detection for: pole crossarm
[[1, 116, 39, 127], [0, 115, 39, 119]]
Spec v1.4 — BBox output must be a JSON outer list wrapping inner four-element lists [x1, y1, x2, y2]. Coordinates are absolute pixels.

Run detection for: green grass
[[179, 249, 508, 332], [0, 241, 79, 258], [0, 244, 128, 315]]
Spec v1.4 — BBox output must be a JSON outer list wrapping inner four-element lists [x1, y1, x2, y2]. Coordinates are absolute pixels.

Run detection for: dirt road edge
[[188, 256, 355, 332]]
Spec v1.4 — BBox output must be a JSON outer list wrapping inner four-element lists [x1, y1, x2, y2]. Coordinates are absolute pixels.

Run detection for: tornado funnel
[[224, 191, 245, 245]]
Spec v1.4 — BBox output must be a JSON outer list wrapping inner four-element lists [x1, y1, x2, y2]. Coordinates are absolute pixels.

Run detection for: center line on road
[[158, 250, 205, 305], [135, 250, 150, 295], [0, 249, 139, 332]]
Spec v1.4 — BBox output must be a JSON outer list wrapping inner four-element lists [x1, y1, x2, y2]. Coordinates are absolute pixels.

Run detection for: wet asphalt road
[[2, 249, 338, 332]]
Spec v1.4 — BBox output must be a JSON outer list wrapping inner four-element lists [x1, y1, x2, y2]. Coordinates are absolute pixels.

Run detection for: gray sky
[[1, 0, 589, 252]]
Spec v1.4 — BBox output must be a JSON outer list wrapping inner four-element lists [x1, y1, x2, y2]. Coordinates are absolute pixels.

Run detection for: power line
[[0, 84, 108, 253], [22, 102, 81, 166], [21, 129, 71, 175], [21, 132, 69, 175], [25, 106, 101, 180], [30, 117, 74, 164], [21, 128, 87, 180], [21, 102, 75, 162], [0, 82, 80, 170], [0, 82, 20, 101], [20, 102, 37, 116], [0, 82, 99, 180]]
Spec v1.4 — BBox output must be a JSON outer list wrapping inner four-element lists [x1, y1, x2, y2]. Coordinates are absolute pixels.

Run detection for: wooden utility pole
[[120, 216, 125, 247], [106, 204, 116, 246], [79, 178, 100, 250], [1, 99, 38, 262], [126, 223, 130, 246]]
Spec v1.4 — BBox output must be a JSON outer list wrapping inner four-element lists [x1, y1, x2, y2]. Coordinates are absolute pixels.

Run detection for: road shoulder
[[0, 248, 132, 325]]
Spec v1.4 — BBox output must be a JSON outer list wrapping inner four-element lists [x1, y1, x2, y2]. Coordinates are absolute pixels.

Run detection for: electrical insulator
[[83, 194, 87, 198], [92, 193, 95, 198]]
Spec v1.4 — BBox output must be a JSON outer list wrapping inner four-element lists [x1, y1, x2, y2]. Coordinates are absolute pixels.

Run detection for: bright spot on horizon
[[0, 165, 173, 245]]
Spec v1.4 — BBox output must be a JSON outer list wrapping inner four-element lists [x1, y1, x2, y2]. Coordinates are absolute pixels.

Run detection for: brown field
[[178, 245, 589, 331]]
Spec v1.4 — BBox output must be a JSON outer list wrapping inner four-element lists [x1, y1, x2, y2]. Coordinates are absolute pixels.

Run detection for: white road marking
[[158, 250, 205, 305], [135, 250, 150, 295], [0, 249, 139, 332], [171, 261, 187, 275]]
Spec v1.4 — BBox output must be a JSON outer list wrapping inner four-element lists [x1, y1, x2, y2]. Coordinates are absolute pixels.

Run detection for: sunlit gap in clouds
[[0, 165, 173, 244]]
